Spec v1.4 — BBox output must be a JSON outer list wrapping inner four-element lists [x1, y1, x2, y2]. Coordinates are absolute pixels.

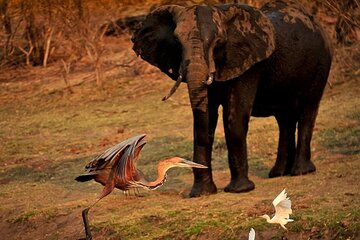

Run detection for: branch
[[43, 27, 54, 67], [18, 42, 34, 66], [325, 0, 360, 28], [61, 58, 74, 93]]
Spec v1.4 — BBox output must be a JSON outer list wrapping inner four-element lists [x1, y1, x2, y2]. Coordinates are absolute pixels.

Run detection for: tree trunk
[[0, 0, 11, 34], [0, 0, 12, 62], [22, 1, 44, 66]]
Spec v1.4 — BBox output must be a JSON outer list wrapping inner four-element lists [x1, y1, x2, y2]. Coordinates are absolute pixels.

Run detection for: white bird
[[248, 228, 255, 240], [260, 189, 294, 230]]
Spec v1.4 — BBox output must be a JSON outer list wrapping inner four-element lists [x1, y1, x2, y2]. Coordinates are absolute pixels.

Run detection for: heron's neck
[[264, 214, 272, 223], [145, 165, 169, 190]]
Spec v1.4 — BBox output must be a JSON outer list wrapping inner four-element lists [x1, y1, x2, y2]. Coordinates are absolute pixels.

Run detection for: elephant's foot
[[189, 180, 217, 198], [224, 177, 255, 193], [268, 165, 285, 178], [269, 157, 295, 178], [291, 160, 316, 176]]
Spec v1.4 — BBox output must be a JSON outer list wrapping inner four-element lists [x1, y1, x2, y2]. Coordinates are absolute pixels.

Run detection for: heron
[[75, 134, 207, 239], [260, 189, 294, 230], [248, 228, 255, 240]]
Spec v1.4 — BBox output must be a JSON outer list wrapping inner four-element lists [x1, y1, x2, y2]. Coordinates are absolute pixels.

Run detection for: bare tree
[[0, 0, 11, 34], [21, 1, 44, 65], [61, 58, 74, 93], [0, 0, 12, 62], [43, 26, 54, 67], [0, 0, 136, 90], [84, 30, 106, 89], [17, 30, 33, 66], [75, 0, 84, 20], [334, 0, 359, 45]]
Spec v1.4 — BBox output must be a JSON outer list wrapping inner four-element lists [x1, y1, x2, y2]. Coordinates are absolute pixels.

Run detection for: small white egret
[[260, 189, 294, 230], [248, 228, 255, 240]]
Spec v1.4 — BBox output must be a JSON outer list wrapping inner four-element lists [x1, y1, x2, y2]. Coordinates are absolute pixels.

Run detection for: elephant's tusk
[[162, 75, 183, 101], [203, 73, 213, 85]]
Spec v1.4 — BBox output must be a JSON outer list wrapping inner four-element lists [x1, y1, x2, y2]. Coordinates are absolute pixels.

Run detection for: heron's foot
[[78, 236, 92, 240], [82, 208, 92, 240], [291, 160, 316, 176], [224, 177, 255, 193], [82, 208, 90, 217], [189, 180, 217, 197]]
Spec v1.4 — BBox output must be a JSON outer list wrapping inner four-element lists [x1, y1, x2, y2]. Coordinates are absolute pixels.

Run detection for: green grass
[[11, 210, 37, 223], [318, 110, 360, 155]]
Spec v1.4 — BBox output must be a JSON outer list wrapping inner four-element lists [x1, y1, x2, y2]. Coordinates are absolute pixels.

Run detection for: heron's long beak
[[177, 158, 208, 168]]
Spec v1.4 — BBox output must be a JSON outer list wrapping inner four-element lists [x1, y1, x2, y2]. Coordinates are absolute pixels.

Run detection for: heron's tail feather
[[75, 174, 97, 182]]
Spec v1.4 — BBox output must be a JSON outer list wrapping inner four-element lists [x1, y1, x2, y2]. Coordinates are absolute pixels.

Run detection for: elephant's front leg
[[223, 78, 258, 193], [223, 112, 255, 193], [190, 108, 218, 197]]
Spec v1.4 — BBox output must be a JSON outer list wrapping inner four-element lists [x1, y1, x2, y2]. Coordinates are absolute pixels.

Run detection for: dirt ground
[[0, 3, 359, 240]]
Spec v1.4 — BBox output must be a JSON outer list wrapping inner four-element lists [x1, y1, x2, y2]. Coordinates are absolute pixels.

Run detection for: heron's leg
[[82, 207, 92, 240], [280, 224, 288, 231], [81, 172, 114, 239], [81, 198, 101, 240], [129, 189, 135, 196], [135, 188, 140, 197]]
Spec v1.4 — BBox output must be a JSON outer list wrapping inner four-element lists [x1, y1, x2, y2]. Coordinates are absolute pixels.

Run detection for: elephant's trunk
[[186, 61, 212, 183], [186, 60, 209, 113]]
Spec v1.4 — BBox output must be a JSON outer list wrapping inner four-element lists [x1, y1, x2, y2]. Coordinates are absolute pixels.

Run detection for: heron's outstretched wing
[[248, 228, 255, 240], [115, 137, 146, 185], [84, 134, 146, 173], [272, 189, 292, 219]]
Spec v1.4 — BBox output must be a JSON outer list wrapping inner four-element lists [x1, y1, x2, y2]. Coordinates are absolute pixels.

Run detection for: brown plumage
[[76, 134, 207, 240]]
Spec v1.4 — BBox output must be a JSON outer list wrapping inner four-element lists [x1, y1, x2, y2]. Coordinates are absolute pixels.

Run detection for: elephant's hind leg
[[269, 114, 297, 178], [291, 48, 332, 175], [291, 104, 319, 176]]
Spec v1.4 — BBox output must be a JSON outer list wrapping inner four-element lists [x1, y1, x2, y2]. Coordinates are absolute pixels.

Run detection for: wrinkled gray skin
[[132, 0, 332, 197]]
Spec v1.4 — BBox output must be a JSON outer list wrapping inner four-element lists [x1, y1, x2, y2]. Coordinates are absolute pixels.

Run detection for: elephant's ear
[[214, 4, 275, 81], [132, 5, 184, 80]]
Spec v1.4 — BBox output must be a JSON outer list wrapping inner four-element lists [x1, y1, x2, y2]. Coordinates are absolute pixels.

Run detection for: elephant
[[131, 0, 333, 197]]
